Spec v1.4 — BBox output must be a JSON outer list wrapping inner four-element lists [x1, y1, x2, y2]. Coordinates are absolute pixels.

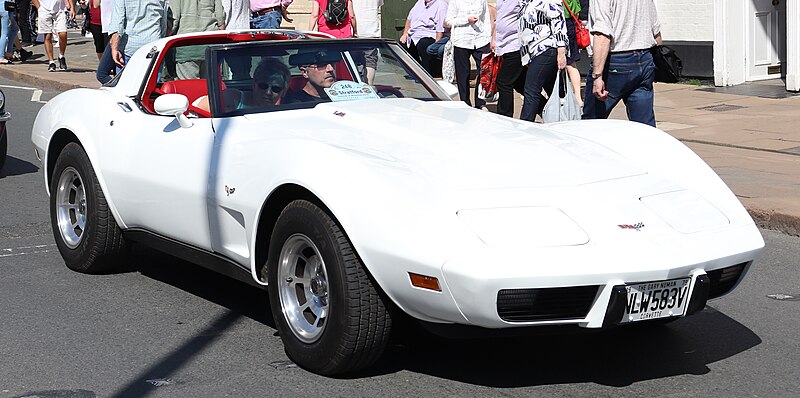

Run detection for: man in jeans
[[250, 0, 293, 29], [582, 0, 662, 127], [31, 0, 75, 71], [109, 0, 170, 70]]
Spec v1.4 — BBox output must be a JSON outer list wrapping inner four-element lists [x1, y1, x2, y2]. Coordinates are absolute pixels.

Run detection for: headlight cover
[[458, 207, 589, 248]]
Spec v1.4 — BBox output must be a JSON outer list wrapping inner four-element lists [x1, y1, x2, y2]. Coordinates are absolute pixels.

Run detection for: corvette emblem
[[618, 222, 645, 231], [225, 185, 236, 196]]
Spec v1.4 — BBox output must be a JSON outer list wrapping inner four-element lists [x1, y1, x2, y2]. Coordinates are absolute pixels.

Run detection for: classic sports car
[[32, 31, 764, 375], [1, 88, 9, 170]]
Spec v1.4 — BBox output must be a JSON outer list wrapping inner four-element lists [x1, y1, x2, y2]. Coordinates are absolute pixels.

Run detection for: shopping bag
[[442, 40, 455, 83], [651, 45, 683, 83], [477, 52, 502, 101], [541, 70, 581, 123]]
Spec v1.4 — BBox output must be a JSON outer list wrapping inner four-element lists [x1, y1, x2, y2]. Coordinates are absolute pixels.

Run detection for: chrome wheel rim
[[55, 167, 87, 249], [278, 234, 329, 344]]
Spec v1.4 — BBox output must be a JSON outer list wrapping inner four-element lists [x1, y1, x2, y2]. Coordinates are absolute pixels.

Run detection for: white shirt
[[445, 0, 491, 49], [38, 0, 68, 12], [353, 0, 383, 38], [101, 0, 114, 33], [221, 0, 252, 30]]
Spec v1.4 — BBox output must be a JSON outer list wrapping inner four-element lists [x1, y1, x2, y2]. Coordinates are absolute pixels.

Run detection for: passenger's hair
[[254, 57, 291, 85]]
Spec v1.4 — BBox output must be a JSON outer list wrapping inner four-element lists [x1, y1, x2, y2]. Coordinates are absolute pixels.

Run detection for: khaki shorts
[[38, 9, 68, 34]]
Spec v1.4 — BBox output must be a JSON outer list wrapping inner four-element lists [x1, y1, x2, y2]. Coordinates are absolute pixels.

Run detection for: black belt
[[610, 47, 654, 55], [252, 6, 281, 17]]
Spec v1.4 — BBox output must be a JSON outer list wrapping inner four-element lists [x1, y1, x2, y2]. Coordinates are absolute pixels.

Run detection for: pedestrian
[[250, 0, 292, 30], [562, 0, 583, 107], [445, 0, 491, 109], [400, 0, 447, 77], [87, 0, 104, 59], [95, 0, 115, 84], [31, 0, 75, 71], [170, 0, 225, 79], [518, 0, 567, 122], [221, 0, 251, 30], [309, 0, 357, 38], [16, 0, 35, 46], [108, 0, 170, 70], [582, 0, 661, 127], [491, 0, 524, 118], [0, 4, 19, 64], [352, 0, 382, 84]]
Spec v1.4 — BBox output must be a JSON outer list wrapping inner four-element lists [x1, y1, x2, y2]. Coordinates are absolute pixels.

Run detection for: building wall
[[656, 0, 714, 42]]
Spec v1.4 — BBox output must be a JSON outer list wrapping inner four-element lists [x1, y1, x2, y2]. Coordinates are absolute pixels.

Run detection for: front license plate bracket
[[620, 277, 692, 323]]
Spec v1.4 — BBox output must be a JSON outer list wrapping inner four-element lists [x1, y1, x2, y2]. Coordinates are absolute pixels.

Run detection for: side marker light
[[409, 273, 441, 292]]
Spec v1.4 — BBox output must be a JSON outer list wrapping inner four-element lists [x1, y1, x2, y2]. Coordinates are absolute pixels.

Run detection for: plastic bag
[[477, 52, 502, 102], [541, 70, 581, 123], [442, 40, 455, 83]]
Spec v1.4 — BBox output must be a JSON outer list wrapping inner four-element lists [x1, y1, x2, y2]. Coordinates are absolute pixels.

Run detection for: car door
[[104, 106, 216, 251]]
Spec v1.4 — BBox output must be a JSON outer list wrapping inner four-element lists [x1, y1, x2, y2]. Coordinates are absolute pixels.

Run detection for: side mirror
[[436, 80, 459, 100], [154, 93, 193, 128]]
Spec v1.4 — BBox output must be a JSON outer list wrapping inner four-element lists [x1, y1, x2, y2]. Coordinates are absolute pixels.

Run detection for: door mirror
[[154, 94, 193, 128]]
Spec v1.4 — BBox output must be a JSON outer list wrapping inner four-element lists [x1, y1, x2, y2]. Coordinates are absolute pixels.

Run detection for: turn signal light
[[409, 273, 441, 292]]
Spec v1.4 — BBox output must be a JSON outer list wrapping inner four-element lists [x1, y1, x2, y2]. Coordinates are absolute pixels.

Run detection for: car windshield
[[206, 40, 448, 116]]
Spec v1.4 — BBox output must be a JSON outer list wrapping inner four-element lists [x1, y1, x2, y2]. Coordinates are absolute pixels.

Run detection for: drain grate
[[696, 104, 747, 112]]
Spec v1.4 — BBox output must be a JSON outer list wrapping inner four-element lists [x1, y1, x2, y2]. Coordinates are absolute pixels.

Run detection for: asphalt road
[[1, 77, 799, 398]]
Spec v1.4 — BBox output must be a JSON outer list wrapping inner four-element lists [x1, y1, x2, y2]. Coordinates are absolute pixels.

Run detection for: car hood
[[246, 99, 646, 190]]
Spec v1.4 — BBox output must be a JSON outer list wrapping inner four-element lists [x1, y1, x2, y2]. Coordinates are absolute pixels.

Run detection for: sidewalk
[[2, 32, 798, 236]]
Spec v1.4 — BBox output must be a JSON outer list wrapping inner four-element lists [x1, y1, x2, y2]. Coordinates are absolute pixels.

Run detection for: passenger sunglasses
[[256, 82, 285, 93]]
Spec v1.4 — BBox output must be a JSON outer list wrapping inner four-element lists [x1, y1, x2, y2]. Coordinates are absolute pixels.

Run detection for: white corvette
[[32, 31, 764, 375]]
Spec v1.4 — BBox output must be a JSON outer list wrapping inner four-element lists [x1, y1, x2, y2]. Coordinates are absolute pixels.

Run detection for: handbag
[[542, 70, 581, 123], [562, 0, 590, 49], [650, 45, 683, 83], [4, 1, 15, 11], [477, 52, 502, 101]]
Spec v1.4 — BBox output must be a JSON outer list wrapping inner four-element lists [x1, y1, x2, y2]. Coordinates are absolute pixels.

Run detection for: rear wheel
[[50, 142, 128, 273], [267, 200, 392, 375]]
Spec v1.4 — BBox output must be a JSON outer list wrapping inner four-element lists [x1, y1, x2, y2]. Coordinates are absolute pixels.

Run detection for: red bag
[[562, 0, 590, 49], [478, 53, 502, 101]]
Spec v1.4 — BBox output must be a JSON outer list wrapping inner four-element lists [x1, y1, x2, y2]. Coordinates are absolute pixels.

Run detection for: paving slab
[[1, 32, 798, 236]]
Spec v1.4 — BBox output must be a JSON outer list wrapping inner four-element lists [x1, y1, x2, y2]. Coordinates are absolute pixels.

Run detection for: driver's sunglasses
[[256, 82, 285, 93]]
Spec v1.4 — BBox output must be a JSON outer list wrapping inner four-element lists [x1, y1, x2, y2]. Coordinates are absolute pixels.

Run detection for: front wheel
[[0, 123, 7, 170], [50, 142, 128, 273], [267, 200, 392, 375]]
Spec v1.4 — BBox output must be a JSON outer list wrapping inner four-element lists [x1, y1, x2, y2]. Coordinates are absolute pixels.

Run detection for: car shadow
[[363, 306, 761, 387], [126, 245, 275, 328], [0, 155, 39, 177]]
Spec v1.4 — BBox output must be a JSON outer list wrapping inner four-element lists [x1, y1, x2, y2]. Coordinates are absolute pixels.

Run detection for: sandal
[[0, 58, 12, 65]]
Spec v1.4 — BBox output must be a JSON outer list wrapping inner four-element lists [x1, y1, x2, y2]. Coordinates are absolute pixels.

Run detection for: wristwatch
[[592, 72, 603, 79]]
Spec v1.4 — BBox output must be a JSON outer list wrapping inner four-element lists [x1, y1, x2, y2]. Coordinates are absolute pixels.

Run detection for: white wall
[[656, 0, 715, 42]]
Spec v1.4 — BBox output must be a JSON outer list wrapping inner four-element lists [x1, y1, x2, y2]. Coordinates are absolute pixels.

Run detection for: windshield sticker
[[324, 80, 380, 102]]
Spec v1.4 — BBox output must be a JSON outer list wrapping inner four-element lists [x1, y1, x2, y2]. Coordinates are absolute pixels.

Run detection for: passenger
[[284, 49, 340, 103], [243, 57, 291, 107]]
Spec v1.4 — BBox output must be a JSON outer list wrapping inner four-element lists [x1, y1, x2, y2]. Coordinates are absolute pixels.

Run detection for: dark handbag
[[562, 0, 590, 49], [650, 45, 683, 83], [4, 1, 16, 11]]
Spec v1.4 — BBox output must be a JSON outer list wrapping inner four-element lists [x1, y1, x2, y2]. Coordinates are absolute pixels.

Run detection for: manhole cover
[[696, 104, 747, 112]]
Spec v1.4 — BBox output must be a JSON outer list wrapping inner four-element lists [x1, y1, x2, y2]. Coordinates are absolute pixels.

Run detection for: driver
[[285, 49, 341, 103]]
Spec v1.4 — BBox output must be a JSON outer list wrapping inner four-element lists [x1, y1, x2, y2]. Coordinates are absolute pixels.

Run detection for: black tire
[[267, 200, 392, 375], [0, 123, 7, 170], [50, 142, 128, 273]]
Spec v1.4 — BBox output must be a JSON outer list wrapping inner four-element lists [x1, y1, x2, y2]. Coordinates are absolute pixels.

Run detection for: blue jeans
[[96, 41, 115, 84], [520, 47, 558, 122], [426, 36, 449, 59], [1, 9, 19, 56], [582, 50, 656, 127], [251, 10, 282, 29]]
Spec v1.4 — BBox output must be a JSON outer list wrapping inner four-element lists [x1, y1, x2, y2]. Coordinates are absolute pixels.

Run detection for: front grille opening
[[497, 286, 600, 322], [707, 262, 748, 299]]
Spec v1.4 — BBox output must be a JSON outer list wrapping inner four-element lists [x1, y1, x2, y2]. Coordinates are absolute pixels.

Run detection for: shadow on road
[[0, 155, 39, 178]]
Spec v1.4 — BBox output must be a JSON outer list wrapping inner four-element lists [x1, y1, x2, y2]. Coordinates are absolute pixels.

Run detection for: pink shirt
[[250, 0, 293, 13], [315, 0, 353, 38]]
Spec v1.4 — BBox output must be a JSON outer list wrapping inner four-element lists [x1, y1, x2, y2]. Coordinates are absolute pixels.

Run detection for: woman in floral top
[[518, 0, 568, 122]]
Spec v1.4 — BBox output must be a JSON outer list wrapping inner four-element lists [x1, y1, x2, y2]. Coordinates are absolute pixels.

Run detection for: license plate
[[621, 277, 692, 323]]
